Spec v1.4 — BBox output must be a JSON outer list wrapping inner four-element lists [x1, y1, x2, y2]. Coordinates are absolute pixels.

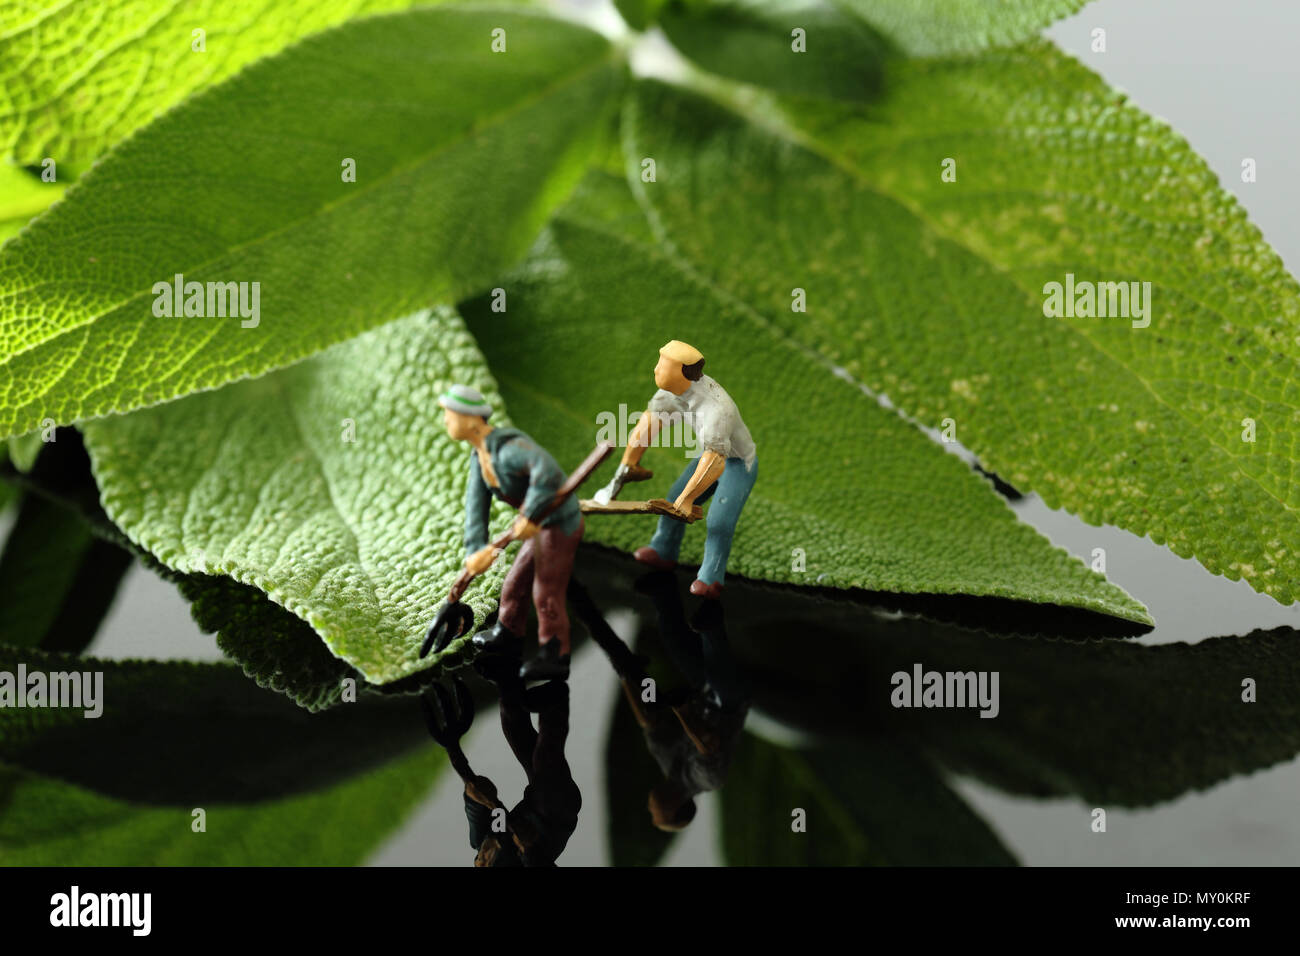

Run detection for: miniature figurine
[[439, 384, 585, 681], [593, 341, 757, 598], [421, 668, 581, 867]]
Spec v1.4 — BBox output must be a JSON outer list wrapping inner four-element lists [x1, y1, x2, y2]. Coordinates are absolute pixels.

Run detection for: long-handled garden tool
[[420, 441, 614, 658]]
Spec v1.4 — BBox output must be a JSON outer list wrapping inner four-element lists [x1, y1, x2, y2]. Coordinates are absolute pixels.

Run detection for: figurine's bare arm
[[673, 451, 726, 513], [621, 409, 662, 467]]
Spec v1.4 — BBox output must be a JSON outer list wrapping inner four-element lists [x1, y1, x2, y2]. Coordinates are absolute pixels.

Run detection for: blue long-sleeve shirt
[[463, 427, 581, 556]]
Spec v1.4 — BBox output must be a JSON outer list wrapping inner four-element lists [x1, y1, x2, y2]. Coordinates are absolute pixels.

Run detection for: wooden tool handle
[[447, 442, 614, 602]]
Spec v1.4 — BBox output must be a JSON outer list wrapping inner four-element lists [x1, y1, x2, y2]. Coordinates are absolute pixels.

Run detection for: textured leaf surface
[[0, 0, 437, 164], [657, 0, 887, 101], [0, 5, 621, 440], [462, 169, 1149, 621], [3, 430, 370, 707], [831, 0, 1087, 55], [721, 731, 1016, 864], [84, 309, 514, 685], [624, 59, 1300, 605]]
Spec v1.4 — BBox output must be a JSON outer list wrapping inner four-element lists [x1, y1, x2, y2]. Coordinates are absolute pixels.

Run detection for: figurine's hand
[[465, 775, 500, 808], [669, 494, 696, 519], [465, 546, 497, 576], [511, 515, 541, 541]]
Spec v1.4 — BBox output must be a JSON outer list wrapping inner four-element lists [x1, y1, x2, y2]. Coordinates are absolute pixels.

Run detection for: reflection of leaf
[[0, 492, 132, 653], [462, 169, 1149, 624], [85, 309, 512, 685], [0, 0, 472, 164], [0, 746, 444, 865], [0, 6, 621, 439], [658, 0, 888, 102], [718, 577, 1300, 808], [625, 55, 1300, 603], [0, 646, 429, 804], [721, 730, 1016, 865]]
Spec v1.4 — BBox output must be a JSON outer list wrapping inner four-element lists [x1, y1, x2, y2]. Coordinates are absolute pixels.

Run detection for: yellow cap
[[659, 340, 703, 365]]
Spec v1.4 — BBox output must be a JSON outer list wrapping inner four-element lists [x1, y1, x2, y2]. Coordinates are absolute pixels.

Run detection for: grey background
[[53, 0, 1300, 865]]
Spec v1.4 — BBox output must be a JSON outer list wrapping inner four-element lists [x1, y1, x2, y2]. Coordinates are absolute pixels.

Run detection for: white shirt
[[647, 374, 756, 470]]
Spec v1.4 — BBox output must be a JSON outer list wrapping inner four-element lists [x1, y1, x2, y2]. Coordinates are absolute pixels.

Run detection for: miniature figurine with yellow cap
[[593, 341, 757, 598]]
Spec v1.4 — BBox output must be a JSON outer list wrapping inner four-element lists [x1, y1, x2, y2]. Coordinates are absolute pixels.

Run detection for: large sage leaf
[[656, 0, 888, 102], [831, 0, 1088, 55], [84, 309, 515, 685], [0, 0, 450, 164], [624, 59, 1300, 605], [461, 168, 1150, 623], [0, 5, 622, 441]]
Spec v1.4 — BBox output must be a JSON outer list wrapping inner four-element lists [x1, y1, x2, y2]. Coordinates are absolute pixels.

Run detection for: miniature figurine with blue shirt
[[439, 385, 583, 681]]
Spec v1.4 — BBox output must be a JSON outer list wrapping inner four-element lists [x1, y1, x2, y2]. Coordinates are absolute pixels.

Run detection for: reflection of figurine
[[420, 663, 581, 867], [595, 342, 757, 598], [439, 385, 583, 681], [569, 572, 749, 831]]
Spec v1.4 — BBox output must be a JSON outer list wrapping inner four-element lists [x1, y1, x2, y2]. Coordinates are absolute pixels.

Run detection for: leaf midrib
[[636, 77, 1300, 542]]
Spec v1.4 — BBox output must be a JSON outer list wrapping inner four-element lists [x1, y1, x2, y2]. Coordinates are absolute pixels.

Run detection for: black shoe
[[519, 640, 570, 682], [472, 621, 523, 655]]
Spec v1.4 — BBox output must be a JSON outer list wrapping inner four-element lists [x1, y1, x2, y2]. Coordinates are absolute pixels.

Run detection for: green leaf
[[0, 747, 443, 865], [6, 432, 40, 471], [0, 646, 430, 804], [0, 492, 132, 652], [4, 429, 375, 708], [831, 0, 1088, 55], [0, 163, 64, 243], [614, 0, 668, 31], [0, 5, 622, 441], [721, 731, 1016, 865], [657, 0, 887, 102], [461, 169, 1150, 623], [623, 59, 1300, 605], [84, 308, 515, 685], [0, 0, 447, 164]]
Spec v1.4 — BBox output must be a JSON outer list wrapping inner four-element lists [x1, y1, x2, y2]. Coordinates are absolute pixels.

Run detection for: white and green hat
[[438, 384, 492, 418]]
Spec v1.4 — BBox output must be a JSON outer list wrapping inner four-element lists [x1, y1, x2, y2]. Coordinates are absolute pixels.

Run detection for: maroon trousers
[[498, 518, 584, 654]]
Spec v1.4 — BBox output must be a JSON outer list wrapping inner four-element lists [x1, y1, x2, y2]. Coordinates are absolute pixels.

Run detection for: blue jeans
[[647, 456, 757, 586]]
